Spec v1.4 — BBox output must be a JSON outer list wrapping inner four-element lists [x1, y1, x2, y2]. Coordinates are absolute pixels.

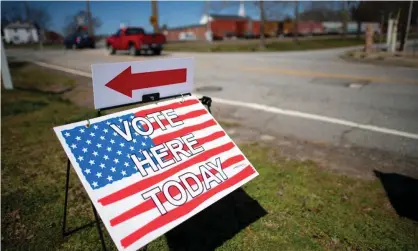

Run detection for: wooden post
[[1, 39, 13, 90], [365, 23, 374, 53]]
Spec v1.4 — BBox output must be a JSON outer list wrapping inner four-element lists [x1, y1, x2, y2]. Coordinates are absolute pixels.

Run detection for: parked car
[[64, 31, 95, 49], [106, 27, 166, 56]]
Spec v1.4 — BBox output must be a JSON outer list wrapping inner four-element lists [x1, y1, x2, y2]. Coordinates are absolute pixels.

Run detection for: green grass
[[1, 66, 417, 250], [165, 37, 365, 52]]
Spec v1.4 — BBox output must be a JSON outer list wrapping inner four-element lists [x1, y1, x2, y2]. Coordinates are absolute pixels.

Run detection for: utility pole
[[404, 0, 414, 50], [86, 0, 94, 37], [151, 1, 159, 33]]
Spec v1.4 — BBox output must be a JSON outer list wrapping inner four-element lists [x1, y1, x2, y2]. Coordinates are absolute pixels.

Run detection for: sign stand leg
[[61, 93, 212, 250], [62, 158, 107, 250]]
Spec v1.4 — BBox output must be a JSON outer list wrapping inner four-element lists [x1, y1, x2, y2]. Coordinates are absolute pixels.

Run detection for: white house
[[3, 22, 39, 44]]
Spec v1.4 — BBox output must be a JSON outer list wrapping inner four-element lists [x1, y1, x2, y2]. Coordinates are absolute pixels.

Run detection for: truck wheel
[[129, 45, 138, 56], [153, 49, 162, 55], [107, 45, 115, 55]]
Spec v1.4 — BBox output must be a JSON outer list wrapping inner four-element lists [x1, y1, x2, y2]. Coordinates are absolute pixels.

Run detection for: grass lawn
[[2, 64, 417, 250], [165, 37, 365, 52]]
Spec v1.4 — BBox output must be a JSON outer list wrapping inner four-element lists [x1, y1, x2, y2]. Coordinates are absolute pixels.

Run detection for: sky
[[1, 1, 264, 35]]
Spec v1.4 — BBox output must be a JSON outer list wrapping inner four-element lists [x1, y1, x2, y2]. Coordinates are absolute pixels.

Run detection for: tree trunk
[[259, 0, 265, 49], [86, 0, 94, 37], [341, 2, 348, 37]]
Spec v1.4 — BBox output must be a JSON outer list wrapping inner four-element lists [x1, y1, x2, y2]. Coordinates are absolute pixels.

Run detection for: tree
[[0, 2, 50, 29], [63, 10, 102, 36], [1, 1, 50, 49], [263, 1, 294, 20], [294, 1, 299, 42], [350, 1, 418, 50]]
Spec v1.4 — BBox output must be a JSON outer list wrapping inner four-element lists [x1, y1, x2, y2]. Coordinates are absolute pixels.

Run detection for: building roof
[[5, 22, 36, 29], [209, 14, 250, 20], [166, 24, 205, 31]]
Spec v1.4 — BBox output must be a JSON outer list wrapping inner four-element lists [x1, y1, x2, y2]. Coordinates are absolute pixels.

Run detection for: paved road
[[6, 47, 418, 157]]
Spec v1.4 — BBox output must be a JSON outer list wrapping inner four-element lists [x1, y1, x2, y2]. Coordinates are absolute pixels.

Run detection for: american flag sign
[[54, 95, 259, 251]]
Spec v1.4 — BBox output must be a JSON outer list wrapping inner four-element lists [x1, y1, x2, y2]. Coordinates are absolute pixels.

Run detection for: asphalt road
[[6, 47, 418, 158]]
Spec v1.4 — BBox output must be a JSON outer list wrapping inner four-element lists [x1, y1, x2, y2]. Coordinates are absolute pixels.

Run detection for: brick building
[[164, 13, 257, 41]]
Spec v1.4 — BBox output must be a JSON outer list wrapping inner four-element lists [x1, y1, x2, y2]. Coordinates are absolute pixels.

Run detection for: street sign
[[54, 95, 258, 251], [91, 58, 194, 109], [150, 15, 157, 25]]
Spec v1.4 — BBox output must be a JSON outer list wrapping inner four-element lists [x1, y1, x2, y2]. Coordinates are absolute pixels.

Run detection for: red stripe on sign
[[98, 142, 235, 206], [144, 108, 208, 131], [135, 99, 199, 118], [120, 165, 256, 248], [164, 131, 226, 161], [153, 119, 217, 145], [110, 154, 245, 226]]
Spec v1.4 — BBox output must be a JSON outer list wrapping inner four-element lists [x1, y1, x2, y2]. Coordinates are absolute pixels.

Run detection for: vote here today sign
[[54, 96, 259, 251]]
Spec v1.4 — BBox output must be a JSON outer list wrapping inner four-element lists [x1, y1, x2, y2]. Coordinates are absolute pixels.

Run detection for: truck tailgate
[[141, 34, 166, 45]]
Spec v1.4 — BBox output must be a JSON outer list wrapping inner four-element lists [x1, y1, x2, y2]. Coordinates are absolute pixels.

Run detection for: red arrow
[[105, 66, 187, 98]]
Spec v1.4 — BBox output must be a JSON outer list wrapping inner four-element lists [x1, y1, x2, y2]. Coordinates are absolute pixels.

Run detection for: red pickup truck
[[106, 27, 166, 56]]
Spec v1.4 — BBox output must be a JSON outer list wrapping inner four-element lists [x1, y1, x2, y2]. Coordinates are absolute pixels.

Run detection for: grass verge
[[9, 61, 76, 93], [165, 38, 364, 52], [2, 65, 417, 250]]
